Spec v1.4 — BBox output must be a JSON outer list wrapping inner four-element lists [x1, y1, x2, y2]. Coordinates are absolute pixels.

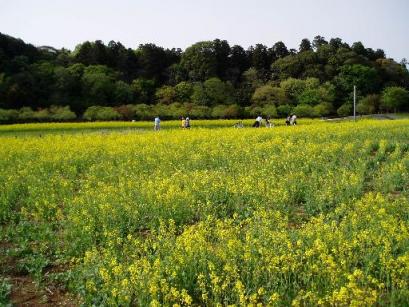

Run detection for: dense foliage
[[1, 120, 409, 305], [1, 32, 409, 122]]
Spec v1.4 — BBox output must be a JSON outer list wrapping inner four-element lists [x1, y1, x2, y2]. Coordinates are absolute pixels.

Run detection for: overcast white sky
[[0, 0, 408, 61]]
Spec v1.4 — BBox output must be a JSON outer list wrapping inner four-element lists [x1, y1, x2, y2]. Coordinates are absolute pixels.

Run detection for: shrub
[[223, 104, 241, 118], [0, 278, 12, 305], [152, 103, 186, 120], [297, 88, 321, 105], [0, 106, 76, 124], [277, 104, 293, 117], [166, 103, 188, 119], [293, 104, 316, 117], [151, 104, 168, 119], [356, 103, 368, 115], [49, 106, 77, 121], [314, 102, 333, 117], [357, 94, 380, 115], [211, 105, 226, 118], [244, 106, 263, 118], [18, 107, 36, 121], [187, 104, 211, 118], [114, 105, 135, 120], [131, 104, 153, 120], [262, 104, 278, 118], [33, 109, 51, 122], [0, 109, 19, 124], [211, 104, 241, 119], [83, 106, 121, 121], [337, 103, 352, 117]]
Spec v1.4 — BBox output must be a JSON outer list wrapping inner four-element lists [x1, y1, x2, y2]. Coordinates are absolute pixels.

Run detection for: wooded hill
[[1, 32, 408, 122]]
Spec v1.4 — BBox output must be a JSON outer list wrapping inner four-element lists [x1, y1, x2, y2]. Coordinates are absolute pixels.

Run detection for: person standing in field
[[265, 117, 272, 128], [290, 114, 297, 125], [285, 115, 291, 126], [185, 117, 191, 128], [181, 116, 185, 128], [253, 115, 262, 127], [154, 116, 161, 130], [256, 115, 262, 127], [234, 120, 244, 128]]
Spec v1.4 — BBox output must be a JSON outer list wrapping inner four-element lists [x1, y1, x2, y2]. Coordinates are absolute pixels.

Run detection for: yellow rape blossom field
[[1, 119, 409, 306]]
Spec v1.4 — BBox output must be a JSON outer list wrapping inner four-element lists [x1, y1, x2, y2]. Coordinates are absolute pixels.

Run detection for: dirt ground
[[1, 242, 79, 306]]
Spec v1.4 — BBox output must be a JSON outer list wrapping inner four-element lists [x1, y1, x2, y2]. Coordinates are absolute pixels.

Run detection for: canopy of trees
[[0, 32, 408, 121]]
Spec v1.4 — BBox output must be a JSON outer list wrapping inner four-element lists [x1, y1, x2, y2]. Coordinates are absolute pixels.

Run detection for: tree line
[[0, 32, 408, 123]]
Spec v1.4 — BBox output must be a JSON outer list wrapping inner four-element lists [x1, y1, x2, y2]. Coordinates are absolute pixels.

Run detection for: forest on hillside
[[0, 32, 408, 122]]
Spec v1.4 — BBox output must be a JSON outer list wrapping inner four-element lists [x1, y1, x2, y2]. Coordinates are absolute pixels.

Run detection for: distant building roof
[[37, 46, 58, 53]]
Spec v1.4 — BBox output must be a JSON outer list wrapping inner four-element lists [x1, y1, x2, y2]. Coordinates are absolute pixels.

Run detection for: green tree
[[335, 64, 379, 100], [252, 85, 287, 106], [381, 87, 409, 112], [228, 45, 250, 84], [299, 39, 312, 53], [81, 65, 116, 106], [155, 85, 176, 105], [297, 80, 335, 106], [271, 41, 289, 59], [242, 68, 263, 89], [329, 38, 346, 50], [312, 35, 328, 50], [271, 55, 303, 80], [213, 39, 231, 79], [29, 62, 56, 107], [280, 78, 306, 101], [113, 81, 133, 105], [180, 41, 217, 81], [249, 44, 271, 72], [376, 58, 409, 88], [131, 78, 156, 103], [191, 83, 210, 106], [352, 41, 367, 57], [53, 64, 84, 111], [204, 78, 234, 105], [174, 82, 194, 102], [136, 43, 169, 82]]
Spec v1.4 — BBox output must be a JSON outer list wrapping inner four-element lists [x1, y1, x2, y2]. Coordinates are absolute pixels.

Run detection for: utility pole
[[353, 85, 356, 121]]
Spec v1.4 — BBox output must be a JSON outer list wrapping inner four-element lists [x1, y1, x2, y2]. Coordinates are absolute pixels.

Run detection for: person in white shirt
[[253, 115, 262, 127], [154, 117, 161, 130], [185, 117, 191, 128], [290, 114, 297, 125]]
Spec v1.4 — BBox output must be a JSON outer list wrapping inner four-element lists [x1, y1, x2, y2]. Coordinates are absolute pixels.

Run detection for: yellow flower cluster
[[1, 119, 409, 305]]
